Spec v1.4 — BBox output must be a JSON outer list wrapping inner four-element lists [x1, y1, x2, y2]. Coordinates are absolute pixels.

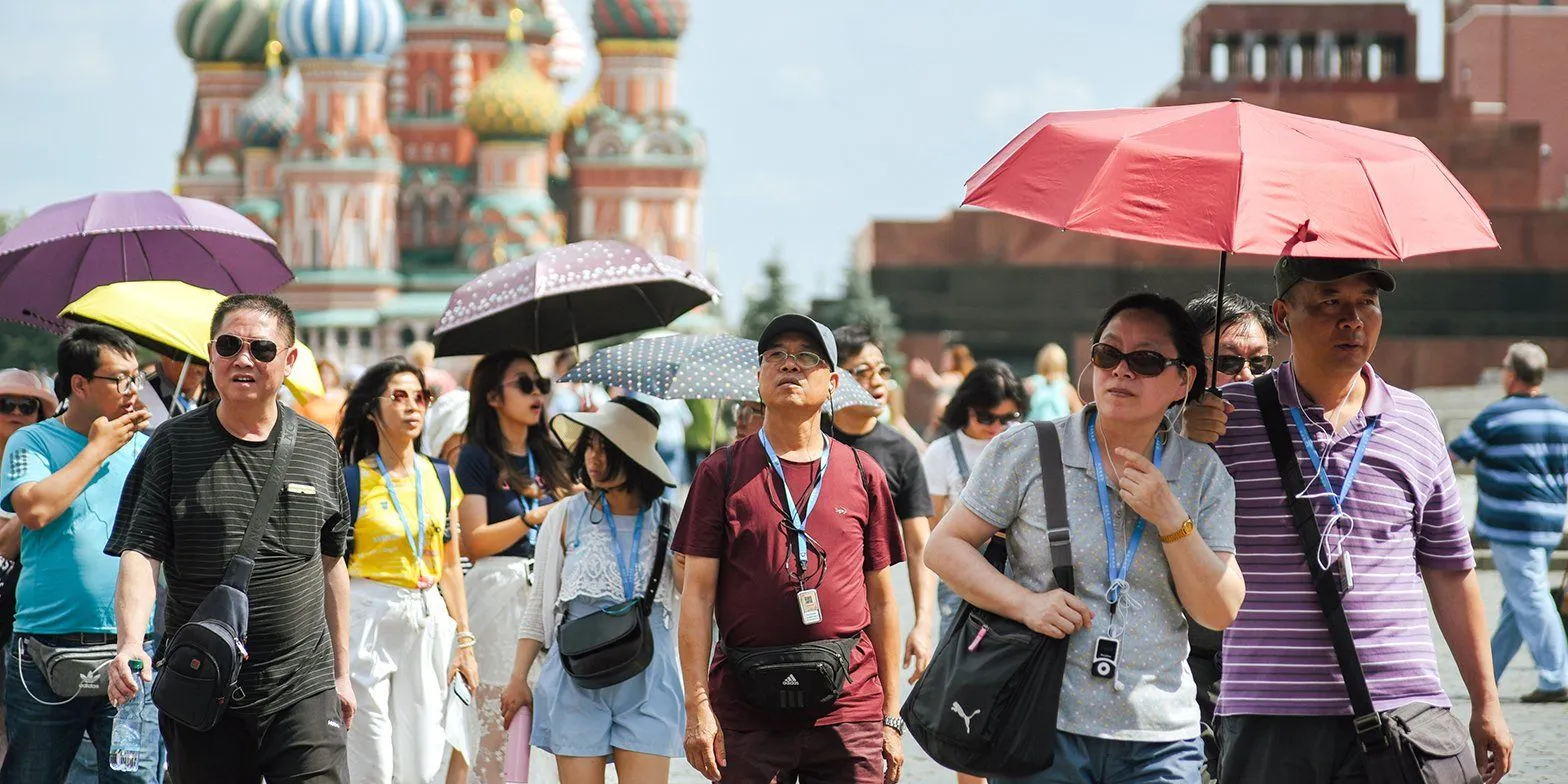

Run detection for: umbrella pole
[[711, 401, 720, 452], [172, 357, 192, 415], [1209, 251, 1229, 395]]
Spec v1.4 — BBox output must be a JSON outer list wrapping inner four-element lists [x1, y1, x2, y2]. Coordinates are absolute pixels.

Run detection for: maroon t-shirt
[[674, 435, 906, 731]]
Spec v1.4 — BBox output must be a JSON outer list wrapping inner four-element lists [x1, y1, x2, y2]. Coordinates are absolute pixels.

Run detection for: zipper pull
[[967, 624, 989, 652]]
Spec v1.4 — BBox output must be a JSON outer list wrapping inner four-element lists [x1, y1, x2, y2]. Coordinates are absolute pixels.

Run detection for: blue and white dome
[[277, 0, 405, 62]]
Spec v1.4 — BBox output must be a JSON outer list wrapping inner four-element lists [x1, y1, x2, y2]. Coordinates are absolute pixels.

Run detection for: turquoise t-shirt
[[0, 418, 149, 635]]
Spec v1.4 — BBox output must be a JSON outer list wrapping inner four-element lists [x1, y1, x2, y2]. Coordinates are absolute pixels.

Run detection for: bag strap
[[1034, 421, 1074, 594], [637, 499, 672, 615], [949, 431, 971, 484], [344, 462, 362, 527], [1252, 376, 1386, 750], [221, 410, 299, 591]]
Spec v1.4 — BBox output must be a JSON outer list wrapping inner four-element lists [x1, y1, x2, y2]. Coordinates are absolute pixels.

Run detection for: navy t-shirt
[[454, 443, 556, 559]]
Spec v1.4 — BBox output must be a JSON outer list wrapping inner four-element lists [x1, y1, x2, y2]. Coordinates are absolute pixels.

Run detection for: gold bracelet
[[457, 640, 476, 650], [456, 631, 477, 643], [1160, 518, 1196, 544]]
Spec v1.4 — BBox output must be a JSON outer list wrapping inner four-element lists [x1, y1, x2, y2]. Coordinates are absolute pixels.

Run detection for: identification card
[[797, 588, 823, 626]]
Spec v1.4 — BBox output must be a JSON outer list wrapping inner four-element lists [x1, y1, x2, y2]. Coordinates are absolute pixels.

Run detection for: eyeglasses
[[973, 409, 1022, 426], [1090, 343, 1184, 377], [380, 389, 431, 408], [760, 349, 826, 369], [91, 372, 148, 395], [507, 375, 552, 396], [0, 398, 39, 416], [851, 364, 893, 381], [212, 334, 280, 363], [1210, 354, 1275, 377]]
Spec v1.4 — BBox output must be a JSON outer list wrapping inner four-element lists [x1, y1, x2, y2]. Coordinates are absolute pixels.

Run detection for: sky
[[0, 1, 1448, 320]]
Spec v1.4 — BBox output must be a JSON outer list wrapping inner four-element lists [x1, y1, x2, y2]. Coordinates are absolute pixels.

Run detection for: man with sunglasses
[[677, 314, 907, 784], [106, 295, 354, 783], [1185, 259, 1512, 784], [0, 326, 158, 782]]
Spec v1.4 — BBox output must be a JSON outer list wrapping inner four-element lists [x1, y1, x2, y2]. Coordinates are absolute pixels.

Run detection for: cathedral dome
[[237, 49, 300, 148], [176, 0, 277, 64], [464, 12, 564, 142], [277, 0, 405, 62], [592, 0, 687, 41], [541, 0, 585, 83]]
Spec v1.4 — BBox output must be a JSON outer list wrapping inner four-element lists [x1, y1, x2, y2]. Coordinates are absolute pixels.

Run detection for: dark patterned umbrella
[[432, 239, 720, 356]]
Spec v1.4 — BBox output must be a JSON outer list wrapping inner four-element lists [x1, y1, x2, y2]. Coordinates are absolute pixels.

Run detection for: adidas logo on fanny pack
[[781, 674, 800, 687]]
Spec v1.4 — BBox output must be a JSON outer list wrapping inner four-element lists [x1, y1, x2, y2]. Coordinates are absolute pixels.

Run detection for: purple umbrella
[[0, 191, 294, 333], [433, 239, 720, 356]]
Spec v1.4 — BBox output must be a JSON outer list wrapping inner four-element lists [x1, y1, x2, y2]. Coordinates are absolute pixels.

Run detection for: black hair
[[939, 359, 1028, 434], [465, 349, 572, 497], [568, 397, 668, 506], [1093, 292, 1207, 403], [1184, 289, 1281, 344], [336, 357, 427, 464], [55, 325, 139, 403], [211, 294, 296, 346], [832, 324, 878, 367]]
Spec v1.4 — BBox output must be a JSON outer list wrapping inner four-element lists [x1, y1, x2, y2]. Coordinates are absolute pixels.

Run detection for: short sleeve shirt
[[958, 410, 1236, 743], [1, 419, 149, 635], [836, 422, 934, 520], [347, 455, 462, 588], [673, 435, 906, 731], [106, 406, 349, 717], [922, 430, 988, 500], [455, 443, 557, 559]]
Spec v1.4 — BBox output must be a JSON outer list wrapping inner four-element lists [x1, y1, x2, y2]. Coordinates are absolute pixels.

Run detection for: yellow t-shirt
[[347, 455, 462, 589]]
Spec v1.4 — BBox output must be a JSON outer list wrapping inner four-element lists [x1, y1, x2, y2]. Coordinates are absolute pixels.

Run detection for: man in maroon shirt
[[677, 314, 907, 784]]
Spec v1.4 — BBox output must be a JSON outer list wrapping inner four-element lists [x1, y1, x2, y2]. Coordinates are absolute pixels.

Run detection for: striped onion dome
[[541, 0, 585, 83], [237, 53, 300, 148], [277, 0, 406, 62], [176, 0, 278, 64], [592, 0, 687, 41]]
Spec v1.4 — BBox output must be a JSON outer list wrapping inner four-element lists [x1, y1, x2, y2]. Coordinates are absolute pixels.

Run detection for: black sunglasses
[[0, 398, 39, 416], [508, 375, 552, 396], [973, 409, 1022, 426], [1210, 354, 1275, 377], [1090, 343, 1184, 377], [213, 334, 280, 363]]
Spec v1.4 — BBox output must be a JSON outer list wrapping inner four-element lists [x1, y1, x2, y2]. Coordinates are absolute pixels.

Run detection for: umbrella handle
[[1208, 251, 1229, 397]]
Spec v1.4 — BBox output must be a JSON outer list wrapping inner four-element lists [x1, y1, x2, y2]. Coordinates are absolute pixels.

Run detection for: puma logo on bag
[[951, 702, 981, 734]]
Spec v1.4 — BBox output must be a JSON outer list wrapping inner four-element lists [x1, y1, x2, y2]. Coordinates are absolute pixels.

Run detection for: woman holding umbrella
[[451, 349, 575, 783], [0, 369, 56, 765]]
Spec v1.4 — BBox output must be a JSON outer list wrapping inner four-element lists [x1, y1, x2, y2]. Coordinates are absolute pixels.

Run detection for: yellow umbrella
[[60, 280, 325, 401]]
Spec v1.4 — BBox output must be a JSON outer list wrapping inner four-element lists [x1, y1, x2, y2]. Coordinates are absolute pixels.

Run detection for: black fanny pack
[[726, 635, 859, 712], [23, 638, 117, 699], [556, 501, 669, 690], [154, 413, 296, 731]]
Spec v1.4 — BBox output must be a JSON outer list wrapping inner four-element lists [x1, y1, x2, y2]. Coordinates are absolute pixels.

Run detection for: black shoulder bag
[[556, 500, 671, 689], [1254, 376, 1478, 784], [152, 412, 298, 731], [902, 421, 1075, 779]]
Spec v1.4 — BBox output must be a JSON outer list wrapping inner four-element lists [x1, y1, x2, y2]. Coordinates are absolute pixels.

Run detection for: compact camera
[[1091, 636, 1120, 680]]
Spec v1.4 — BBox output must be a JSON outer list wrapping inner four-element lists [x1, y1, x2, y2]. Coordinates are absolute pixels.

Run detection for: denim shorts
[[993, 731, 1203, 784]]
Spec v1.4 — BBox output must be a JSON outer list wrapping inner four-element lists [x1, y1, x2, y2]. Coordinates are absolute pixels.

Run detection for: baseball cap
[[1275, 257, 1397, 299], [757, 314, 838, 368]]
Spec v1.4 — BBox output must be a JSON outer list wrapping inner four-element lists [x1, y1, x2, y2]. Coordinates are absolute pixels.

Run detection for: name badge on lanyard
[[759, 432, 831, 626]]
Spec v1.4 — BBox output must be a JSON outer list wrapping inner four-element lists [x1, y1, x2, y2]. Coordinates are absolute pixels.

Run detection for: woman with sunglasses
[[451, 349, 575, 784], [336, 358, 478, 783], [0, 369, 56, 765], [926, 293, 1244, 784], [500, 397, 682, 784]]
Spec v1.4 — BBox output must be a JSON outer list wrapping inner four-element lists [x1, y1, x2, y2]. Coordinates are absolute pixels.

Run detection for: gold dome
[[464, 11, 563, 141]]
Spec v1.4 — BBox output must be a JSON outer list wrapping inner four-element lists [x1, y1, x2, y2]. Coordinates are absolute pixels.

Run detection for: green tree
[[811, 260, 902, 349], [740, 249, 798, 340], [0, 211, 56, 372]]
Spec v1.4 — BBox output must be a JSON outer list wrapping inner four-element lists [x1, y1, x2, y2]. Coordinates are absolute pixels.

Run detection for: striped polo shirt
[[1449, 394, 1568, 548], [1213, 363, 1473, 717]]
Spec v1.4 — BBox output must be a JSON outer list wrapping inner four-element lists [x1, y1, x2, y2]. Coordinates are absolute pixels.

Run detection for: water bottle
[[503, 706, 532, 783], [109, 659, 150, 773]]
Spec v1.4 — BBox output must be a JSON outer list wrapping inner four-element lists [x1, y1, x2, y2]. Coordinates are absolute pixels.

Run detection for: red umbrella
[[963, 99, 1499, 388]]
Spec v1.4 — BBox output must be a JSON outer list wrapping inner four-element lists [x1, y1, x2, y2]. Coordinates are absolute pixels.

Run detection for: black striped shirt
[[107, 405, 350, 716]]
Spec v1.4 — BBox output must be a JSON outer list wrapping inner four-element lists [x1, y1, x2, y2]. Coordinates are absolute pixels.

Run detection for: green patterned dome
[[465, 45, 563, 141], [176, 0, 279, 64], [592, 0, 687, 41]]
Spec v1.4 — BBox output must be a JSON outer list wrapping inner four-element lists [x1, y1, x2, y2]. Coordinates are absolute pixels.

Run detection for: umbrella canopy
[[432, 239, 719, 357], [0, 191, 294, 333], [964, 100, 1498, 260], [60, 280, 324, 401]]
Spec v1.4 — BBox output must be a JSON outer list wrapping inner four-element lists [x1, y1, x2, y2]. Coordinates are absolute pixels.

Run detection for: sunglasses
[[852, 364, 893, 381], [760, 349, 826, 369], [1090, 343, 1185, 378], [213, 334, 280, 363], [0, 398, 39, 416], [1210, 354, 1275, 377], [507, 375, 552, 396], [973, 409, 1022, 426], [381, 389, 431, 408]]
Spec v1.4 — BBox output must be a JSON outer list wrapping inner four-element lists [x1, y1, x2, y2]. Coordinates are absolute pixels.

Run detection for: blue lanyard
[[512, 450, 540, 547], [372, 454, 426, 567], [1288, 408, 1379, 516], [600, 494, 649, 601], [1086, 412, 1164, 606], [758, 431, 831, 573]]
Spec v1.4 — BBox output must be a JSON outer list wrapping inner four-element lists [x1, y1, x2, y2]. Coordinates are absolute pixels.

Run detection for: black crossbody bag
[[152, 413, 298, 731], [556, 501, 670, 690], [902, 421, 1074, 778], [1254, 376, 1478, 784]]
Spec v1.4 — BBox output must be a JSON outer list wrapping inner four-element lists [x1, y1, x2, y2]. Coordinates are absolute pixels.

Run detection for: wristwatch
[[882, 716, 905, 735], [1160, 517, 1196, 543]]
